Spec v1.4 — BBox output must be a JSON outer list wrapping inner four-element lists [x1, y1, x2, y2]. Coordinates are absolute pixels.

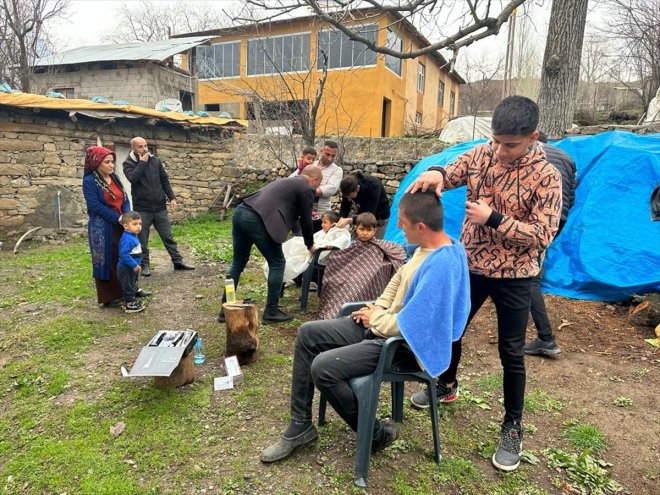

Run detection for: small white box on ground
[[224, 355, 244, 385], [214, 376, 234, 391]]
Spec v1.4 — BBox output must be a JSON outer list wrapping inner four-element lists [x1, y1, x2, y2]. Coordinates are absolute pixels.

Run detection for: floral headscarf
[[84, 146, 124, 199], [84, 146, 116, 173]]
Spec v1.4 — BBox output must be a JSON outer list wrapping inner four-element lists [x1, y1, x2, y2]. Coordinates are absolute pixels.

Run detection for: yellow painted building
[[178, 10, 464, 137]]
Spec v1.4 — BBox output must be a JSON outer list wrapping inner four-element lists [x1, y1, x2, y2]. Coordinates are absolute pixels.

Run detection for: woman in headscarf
[[82, 146, 130, 307]]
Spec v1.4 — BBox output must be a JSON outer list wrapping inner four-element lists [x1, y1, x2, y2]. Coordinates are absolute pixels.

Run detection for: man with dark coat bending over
[[219, 166, 322, 325]]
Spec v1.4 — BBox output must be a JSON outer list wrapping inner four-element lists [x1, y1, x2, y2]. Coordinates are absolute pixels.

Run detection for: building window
[[247, 32, 310, 75], [449, 90, 456, 116], [437, 81, 445, 107], [317, 24, 378, 69], [385, 28, 402, 76], [196, 41, 240, 78], [205, 104, 220, 112], [415, 112, 423, 125], [417, 63, 425, 93], [53, 87, 75, 99]]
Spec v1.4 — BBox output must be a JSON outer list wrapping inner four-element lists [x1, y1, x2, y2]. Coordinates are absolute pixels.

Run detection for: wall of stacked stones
[[0, 108, 447, 237]]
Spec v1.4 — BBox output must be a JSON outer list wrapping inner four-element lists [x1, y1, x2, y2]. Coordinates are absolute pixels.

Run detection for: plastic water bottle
[[193, 337, 205, 365], [225, 276, 236, 303]]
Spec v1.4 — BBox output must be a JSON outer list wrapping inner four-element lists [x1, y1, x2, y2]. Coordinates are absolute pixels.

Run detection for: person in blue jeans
[[219, 166, 322, 325], [117, 211, 147, 313]]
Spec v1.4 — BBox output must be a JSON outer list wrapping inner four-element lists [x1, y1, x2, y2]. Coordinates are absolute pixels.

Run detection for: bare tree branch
[[236, 0, 526, 60]]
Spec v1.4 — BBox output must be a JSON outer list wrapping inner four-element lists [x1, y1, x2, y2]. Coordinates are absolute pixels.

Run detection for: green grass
[[150, 212, 234, 262], [0, 239, 93, 308], [562, 420, 607, 454], [0, 212, 631, 495], [524, 389, 566, 414]]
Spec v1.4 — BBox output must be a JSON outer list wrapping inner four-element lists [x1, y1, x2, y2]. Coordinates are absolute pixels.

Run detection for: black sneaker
[[410, 379, 459, 409], [101, 298, 124, 308], [124, 300, 145, 314], [524, 338, 561, 357], [262, 308, 294, 325], [135, 289, 152, 298], [141, 265, 151, 277], [492, 421, 524, 471]]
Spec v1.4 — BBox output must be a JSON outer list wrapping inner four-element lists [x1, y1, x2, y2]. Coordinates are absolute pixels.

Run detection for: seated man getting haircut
[[260, 191, 470, 463]]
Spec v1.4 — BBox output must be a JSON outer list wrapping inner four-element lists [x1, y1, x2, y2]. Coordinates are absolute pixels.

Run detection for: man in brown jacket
[[408, 96, 562, 472]]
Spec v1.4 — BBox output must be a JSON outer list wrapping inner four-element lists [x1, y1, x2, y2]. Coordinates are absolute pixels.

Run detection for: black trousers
[[440, 273, 532, 423], [137, 209, 183, 267]]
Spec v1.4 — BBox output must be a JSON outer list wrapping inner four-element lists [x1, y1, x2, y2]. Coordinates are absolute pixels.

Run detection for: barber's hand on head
[[169, 199, 177, 212], [406, 170, 445, 197], [465, 199, 492, 225], [336, 217, 352, 229]]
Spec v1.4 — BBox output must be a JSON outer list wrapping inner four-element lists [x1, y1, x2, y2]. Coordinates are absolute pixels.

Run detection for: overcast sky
[[54, 1, 605, 76]]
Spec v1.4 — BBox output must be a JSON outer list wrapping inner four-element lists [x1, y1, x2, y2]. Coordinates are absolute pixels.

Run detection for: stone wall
[[0, 106, 234, 235], [0, 107, 448, 236]]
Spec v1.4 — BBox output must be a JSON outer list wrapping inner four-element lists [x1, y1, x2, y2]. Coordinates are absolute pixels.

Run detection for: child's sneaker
[[492, 421, 524, 471], [410, 379, 459, 409], [124, 300, 145, 313]]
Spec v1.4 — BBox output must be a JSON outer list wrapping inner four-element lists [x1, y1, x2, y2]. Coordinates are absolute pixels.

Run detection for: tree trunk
[[537, 0, 589, 139]]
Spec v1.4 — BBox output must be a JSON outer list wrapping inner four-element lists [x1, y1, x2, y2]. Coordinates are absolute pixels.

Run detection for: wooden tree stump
[[224, 301, 260, 365], [629, 293, 660, 328], [154, 352, 195, 388]]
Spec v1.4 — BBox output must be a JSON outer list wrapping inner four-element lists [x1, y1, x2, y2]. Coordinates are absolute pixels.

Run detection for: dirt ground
[[134, 249, 659, 494], [3, 242, 658, 494]]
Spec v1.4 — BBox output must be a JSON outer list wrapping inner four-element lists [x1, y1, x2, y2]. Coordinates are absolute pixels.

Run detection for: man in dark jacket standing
[[123, 137, 194, 276], [336, 171, 390, 238], [524, 134, 577, 357], [219, 166, 323, 325]]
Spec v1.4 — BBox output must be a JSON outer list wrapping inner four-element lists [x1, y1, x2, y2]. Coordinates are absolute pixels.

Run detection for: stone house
[[29, 37, 214, 111]]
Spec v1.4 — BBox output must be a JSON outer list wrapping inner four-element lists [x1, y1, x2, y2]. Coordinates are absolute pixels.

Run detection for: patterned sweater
[[438, 143, 561, 278]]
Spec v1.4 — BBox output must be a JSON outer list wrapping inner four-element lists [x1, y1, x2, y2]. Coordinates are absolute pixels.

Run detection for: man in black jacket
[[337, 171, 390, 238], [123, 137, 194, 276], [524, 134, 577, 357], [220, 166, 322, 324]]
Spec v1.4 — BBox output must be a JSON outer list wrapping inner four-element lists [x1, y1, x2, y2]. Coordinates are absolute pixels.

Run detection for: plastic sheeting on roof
[[0, 92, 247, 129], [384, 131, 660, 302], [439, 116, 492, 144], [34, 36, 214, 66]]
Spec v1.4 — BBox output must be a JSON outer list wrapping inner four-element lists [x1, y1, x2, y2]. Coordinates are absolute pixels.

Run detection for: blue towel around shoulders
[[396, 239, 470, 378]]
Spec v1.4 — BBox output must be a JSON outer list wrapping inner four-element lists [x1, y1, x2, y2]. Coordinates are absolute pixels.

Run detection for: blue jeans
[[226, 204, 286, 313], [117, 266, 138, 302], [137, 209, 182, 267]]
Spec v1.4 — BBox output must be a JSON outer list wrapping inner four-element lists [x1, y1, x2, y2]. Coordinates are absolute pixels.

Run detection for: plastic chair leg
[[391, 382, 405, 422], [318, 396, 327, 426], [426, 381, 442, 463], [351, 376, 379, 488]]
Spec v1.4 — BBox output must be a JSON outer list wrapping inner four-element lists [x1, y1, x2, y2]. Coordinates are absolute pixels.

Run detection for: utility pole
[[502, 9, 517, 98]]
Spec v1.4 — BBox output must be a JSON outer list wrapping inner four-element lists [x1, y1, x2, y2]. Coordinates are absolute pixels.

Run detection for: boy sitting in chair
[[317, 212, 406, 319], [261, 191, 470, 463]]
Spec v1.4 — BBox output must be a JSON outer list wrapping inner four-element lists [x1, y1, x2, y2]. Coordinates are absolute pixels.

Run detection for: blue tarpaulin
[[384, 131, 660, 302]]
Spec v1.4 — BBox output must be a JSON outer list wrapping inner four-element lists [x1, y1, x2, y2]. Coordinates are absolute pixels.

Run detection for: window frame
[[415, 111, 423, 125], [246, 31, 311, 76], [196, 41, 241, 79], [385, 28, 403, 77], [437, 80, 445, 107], [449, 90, 456, 116], [316, 24, 378, 71], [417, 63, 426, 93]]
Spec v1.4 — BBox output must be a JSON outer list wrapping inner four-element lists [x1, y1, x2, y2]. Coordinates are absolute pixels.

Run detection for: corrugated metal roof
[[34, 36, 214, 67]]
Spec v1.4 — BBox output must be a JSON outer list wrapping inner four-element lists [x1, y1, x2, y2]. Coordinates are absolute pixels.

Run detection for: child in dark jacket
[[117, 211, 146, 313]]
